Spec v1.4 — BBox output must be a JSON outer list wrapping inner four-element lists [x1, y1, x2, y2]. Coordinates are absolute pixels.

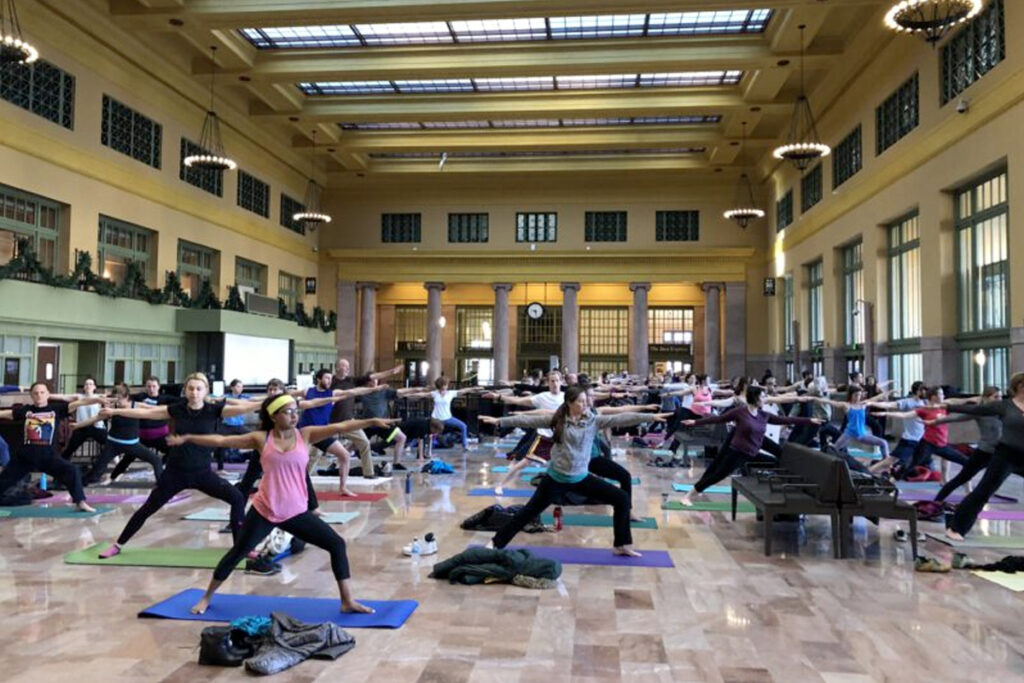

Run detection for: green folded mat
[[926, 532, 1024, 550], [661, 500, 756, 513], [0, 505, 114, 519], [183, 507, 360, 525], [540, 513, 658, 529], [65, 542, 243, 569]]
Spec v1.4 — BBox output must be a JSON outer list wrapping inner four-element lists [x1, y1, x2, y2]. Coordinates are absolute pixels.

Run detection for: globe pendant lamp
[[293, 130, 332, 228], [885, 0, 984, 45], [772, 25, 830, 171], [1, 0, 38, 64], [183, 46, 237, 171], [723, 122, 765, 229]]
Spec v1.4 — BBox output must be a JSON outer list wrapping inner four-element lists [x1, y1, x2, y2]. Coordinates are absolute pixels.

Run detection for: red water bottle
[[553, 506, 563, 531]]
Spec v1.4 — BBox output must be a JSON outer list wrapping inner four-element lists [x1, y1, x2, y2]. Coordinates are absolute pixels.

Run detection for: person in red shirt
[[880, 387, 969, 479]]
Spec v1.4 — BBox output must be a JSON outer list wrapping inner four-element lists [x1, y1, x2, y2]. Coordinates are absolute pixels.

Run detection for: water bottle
[[553, 505, 563, 531], [410, 537, 421, 557], [40, 473, 48, 491], [405, 472, 412, 495]]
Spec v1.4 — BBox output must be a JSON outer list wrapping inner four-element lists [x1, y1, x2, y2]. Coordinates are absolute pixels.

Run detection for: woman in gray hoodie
[[478, 385, 665, 558]]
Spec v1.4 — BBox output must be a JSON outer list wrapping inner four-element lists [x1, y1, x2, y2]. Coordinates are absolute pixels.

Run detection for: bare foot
[[339, 488, 358, 497], [311, 508, 324, 517], [613, 546, 643, 557], [342, 600, 375, 614], [630, 513, 645, 523], [494, 486, 504, 496], [679, 493, 694, 507], [945, 528, 965, 542], [484, 540, 495, 549], [190, 597, 211, 614], [76, 502, 96, 513]]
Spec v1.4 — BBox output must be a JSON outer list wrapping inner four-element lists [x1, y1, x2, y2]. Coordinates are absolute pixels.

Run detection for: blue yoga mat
[[672, 483, 731, 494], [139, 588, 417, 629], [491, 545, 674, 568], [469, 487, 534, 497]]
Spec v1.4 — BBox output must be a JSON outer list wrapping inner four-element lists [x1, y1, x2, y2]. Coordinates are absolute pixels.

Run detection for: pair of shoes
[[245, 555, 281, 576], [402, 532, 438, 556], [914, 556, 951, 573]]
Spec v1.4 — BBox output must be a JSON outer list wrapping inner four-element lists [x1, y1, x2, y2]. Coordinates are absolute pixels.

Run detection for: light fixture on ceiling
[[293, 130, 332, 228], [723, 121, 765, 229], [438, 152, 448, 170], [0, 0, 38, 64], [772, 25, 830, 171], [884, 0, 983, 45], [183, 45, 237, 171]]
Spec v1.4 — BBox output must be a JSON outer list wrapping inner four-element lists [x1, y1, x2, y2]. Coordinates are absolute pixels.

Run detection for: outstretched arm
[[166, 431, 262, 450], [302, 417, 397, 444], [595, 411, 668, 429], [0, 409, 12, 420], [596, 404, 659, 415], [369, 365, 403, 382], [101, 405, 171, 420], [222, 399, 262, 418], [67, 395, 107, 411]]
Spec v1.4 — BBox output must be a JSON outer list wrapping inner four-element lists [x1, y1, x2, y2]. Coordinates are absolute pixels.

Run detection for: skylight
[[339, 115, 721, 131], [369, 148, 706, 160], [241, 10, 772, 49]]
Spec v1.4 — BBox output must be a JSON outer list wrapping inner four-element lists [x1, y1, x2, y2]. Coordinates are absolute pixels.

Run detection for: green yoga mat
[[65, 542, 243, 569], [520, 474, 640, 485], [0, 505, 114, 519], [183, 507, 360, 525], [672, 483, 731, 494], [661, 500, 756, 513], [926, 532, 1024, 550], [540, 513, 658, 529]]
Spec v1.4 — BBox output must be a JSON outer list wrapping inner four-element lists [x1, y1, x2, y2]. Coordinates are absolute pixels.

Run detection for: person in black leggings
[[929, 386, 1003, 502], [175, 394, 391, 615], [79, 383, 163, 485], [946, 373, 1024, 541], [97, 373, 261, 558]]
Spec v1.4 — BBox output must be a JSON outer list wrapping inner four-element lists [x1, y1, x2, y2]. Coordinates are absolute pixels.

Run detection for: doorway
[[36, 343, 60, 391]]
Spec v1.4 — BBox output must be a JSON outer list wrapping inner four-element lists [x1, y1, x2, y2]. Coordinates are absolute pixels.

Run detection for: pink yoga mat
[[39, 492, 190, 505]]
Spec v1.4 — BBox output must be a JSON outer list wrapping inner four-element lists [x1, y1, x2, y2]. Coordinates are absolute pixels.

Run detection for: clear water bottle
[[410, 537, 421, 557], [405, 472, 412, 495], [40, 473, 48, 491]]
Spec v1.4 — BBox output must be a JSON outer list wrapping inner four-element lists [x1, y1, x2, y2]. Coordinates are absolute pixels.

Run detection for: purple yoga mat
[[214, 462, 249, 472], [896, 488, 1017, 504], [490, 545, 675, 568], [978, 509, 1024, 521], [40, 491, 190, 505]]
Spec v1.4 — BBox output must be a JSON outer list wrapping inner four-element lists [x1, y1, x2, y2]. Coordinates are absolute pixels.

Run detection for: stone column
[[724, 282, 747, 378], [560, 282, 580, 372], [629, 282, 651, 377], [424, 282, 445, 382], [357, 282, 378, 375], [1011, 326, 1024, 376], [702, 282, 723, 380], [492, 283, 513, 383], [336, 280, 357, 366]]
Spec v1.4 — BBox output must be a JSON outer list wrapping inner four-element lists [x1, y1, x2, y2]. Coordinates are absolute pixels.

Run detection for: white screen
[[222, 333, 289, 386]]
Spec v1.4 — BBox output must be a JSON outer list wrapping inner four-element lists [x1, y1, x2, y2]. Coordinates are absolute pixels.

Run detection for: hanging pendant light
[[723, 122, 765, 229], [183, 45, 237, 171], [772, 25, 830, 171], [293, 130, 332, 228], [1, 0, 38, 64], [885, 0, 983, 45]]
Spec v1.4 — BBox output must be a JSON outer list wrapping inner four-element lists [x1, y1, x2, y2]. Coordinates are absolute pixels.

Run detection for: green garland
[[224, 284, 246, 312]]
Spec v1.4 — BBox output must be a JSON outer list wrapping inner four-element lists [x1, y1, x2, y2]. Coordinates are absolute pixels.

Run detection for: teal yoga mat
[[0, 505, 114, 519], [672, 483, 731, 494], [540, 513, 658, 529], [492, 465, 546, 474], [183, 507, 360, 525]]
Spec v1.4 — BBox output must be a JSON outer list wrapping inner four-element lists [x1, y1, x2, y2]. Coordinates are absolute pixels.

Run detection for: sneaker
[[402, 533, 438, 556], [392, 463, 407, 471], [245, 556, 281, 576], [951, 552, 971, 569], [893, 529, 908, 543], [914, 556, 951, 573]]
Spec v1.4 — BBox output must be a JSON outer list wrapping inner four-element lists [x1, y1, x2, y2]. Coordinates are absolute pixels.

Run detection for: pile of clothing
[[429, 547, 562, 589], [461, 504, 545, 534]]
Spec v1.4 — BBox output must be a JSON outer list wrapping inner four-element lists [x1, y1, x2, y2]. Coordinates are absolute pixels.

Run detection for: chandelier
[[183, 46, 237, 171], [1, 0, 38, 65], [723, 122, 765, 229], [772, 25, 830, 171], [293, 131, 332, 228], [884, 0, 984, 45]]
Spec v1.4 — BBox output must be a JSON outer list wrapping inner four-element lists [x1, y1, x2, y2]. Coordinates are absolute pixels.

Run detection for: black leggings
[[948, 443, 1024, 536], [693, 445, 754, 493], [588, 455, 632, 501], [110, 435, 169, 480], [236, 455, 319, 511], [85, 441, 162, 484], [492, 473, 632, 548], [213, 507, 350, 582], [0, 447, 86, 503], [909, 441, 970, 472], [61, 426, 107, 460], [935, 448, 991, 502], [116, 467, 244, 545]]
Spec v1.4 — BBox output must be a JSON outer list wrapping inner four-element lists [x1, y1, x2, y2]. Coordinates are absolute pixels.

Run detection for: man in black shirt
[[359, 377, 424, 467], [330, 358, 402, 476]]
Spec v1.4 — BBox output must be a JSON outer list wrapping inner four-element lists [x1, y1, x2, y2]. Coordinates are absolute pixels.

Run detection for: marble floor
[[2, 441, 1023, 683]]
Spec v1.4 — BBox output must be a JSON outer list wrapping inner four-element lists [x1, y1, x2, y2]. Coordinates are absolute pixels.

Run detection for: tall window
[[0, 184, 60, 271], [876, 73, 919, 155], [101, 95, 162, 168], [801, 164, 822, 213], [456, 307, 494, 384], [782, 274, 794, 351], [278, 271, 302, 312], [381, 213, 421, 242], [888, 212, 921, 341], [961, 346, 1009, 395], [98, 216, 154, 285], [956, 170, 1008, 333], [180, 138, 223, 196], [655, 210, 699, 241], [889, 353, 923, 397], [647, 308, 694, 345], [237, 170, 270, 218], [832, 125, 862, 189], [941, 0, 1004, 105], [448, 213, 488, 243], [280, 193, 306, 234], [841, 241, 864, 346], [806, 260, 824, 348], [235, 257, 267, 294], [585, 211, 627, 242], [776, 190, 793, 231], [177, 240, 217, 298], [580, 307, 628, 378], [516, 212, 557, 242], [0, 58, 75, 129], [395, 306, 427, 352]]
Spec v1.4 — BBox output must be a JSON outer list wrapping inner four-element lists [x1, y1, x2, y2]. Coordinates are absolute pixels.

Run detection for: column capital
[[560, 282, 581, 293], [629, 282, 652, 293], [424, 281, 446, 292], [701, 281, 725, 293], [492, 282, 514, 293], [355, 281, 379, 290]]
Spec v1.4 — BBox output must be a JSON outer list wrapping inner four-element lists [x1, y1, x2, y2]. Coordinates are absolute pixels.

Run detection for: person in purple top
[[677, 385, 821, 506]]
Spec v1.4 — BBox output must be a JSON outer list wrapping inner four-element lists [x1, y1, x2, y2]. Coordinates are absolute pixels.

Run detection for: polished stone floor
[[2, 441, 1023, 683]]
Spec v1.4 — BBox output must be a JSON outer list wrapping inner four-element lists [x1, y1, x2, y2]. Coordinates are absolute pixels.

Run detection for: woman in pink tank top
[[169, 394, 393, 616]]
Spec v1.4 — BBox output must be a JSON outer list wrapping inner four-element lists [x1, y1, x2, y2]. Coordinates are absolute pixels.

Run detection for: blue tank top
[[844, 406, 867, 438], [297, 387, 333, 428]]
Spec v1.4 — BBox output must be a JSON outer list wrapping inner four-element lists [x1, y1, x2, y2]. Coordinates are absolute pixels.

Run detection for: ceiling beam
[[360, 155, 714, 175]]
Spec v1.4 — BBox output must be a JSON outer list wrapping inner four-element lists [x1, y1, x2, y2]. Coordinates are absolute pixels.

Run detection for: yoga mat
[[847, 449, 883, 460], [310, 475, 392, 486], [215, 462, 249, 472], [926, 532, 1024, 550], [540, 513, 658, 529], [0, 505, 114, 519], [184, 507, 360, 525], [978, 509, 1024, 521], [492, 465, 546, 474], [42, 492, 190, 506], [672, 483, 732, 494], [96, 479, 158, 489], [495, 544, 674, 568], [316, 491, 388, 503], [661, 500, 756, 513], [65, 543, 242, 568], [650, 449, 674, 457], [971, 571, 1024, 592], [520, 474, 640, 485], [897, 490, 967, 503], [139, 588, 417, 629], [468, 488, 533, 498], [897, 483, 1016, 503]]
